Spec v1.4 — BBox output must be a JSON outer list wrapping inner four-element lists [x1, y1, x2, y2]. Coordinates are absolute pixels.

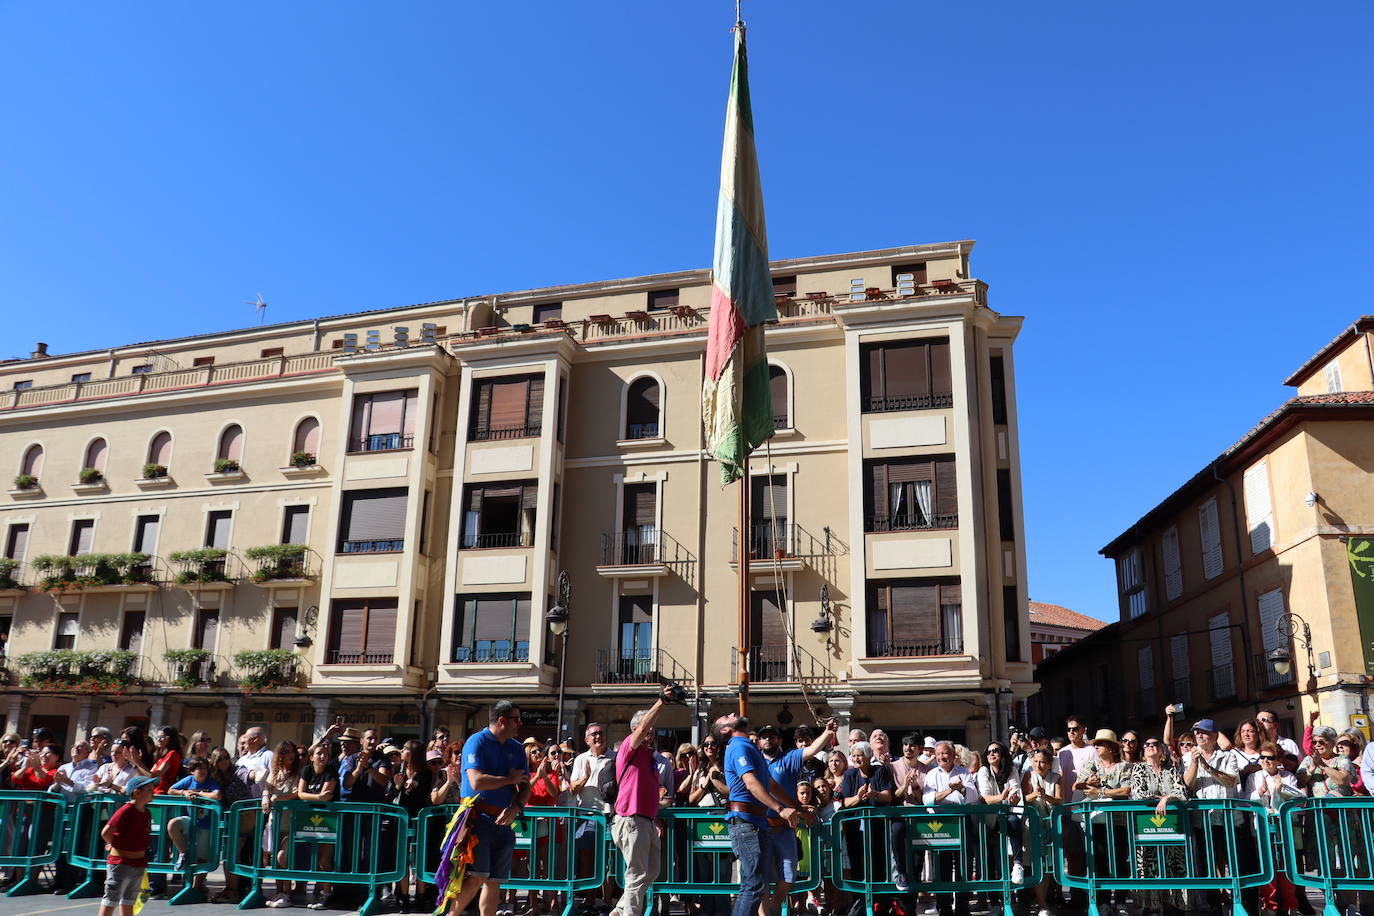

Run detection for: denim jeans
[[729, 820, 773, 916]]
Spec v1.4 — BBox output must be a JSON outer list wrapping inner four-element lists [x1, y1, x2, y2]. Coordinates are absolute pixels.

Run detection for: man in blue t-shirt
[[760, 718, 836, 913], [446, 700, 530, 916], [715, 713, 801, 916]]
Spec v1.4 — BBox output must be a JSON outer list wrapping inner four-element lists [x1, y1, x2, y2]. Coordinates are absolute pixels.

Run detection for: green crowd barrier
[[416, 804, 608, 916], [1052, 798, 1273, 916], [224, 799, 407, 916], [62, 793, 224, 905], [0, 791, 68, 897], [1279, 796, 1374, 916], [829, 804, 1043, 916]]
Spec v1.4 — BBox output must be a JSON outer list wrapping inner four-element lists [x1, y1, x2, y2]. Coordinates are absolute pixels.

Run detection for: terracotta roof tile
[[1027, 600, 1108, 632]]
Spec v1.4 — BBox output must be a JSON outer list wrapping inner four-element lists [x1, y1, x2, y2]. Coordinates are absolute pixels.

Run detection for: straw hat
[[1089, 728, 1120, 748]]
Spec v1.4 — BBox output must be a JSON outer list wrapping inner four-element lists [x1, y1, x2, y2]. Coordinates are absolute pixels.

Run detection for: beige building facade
[[0, 241, 1032, 750]]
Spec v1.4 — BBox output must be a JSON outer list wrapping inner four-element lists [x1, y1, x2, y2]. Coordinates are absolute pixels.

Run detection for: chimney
[[31, 342, 49, 359]]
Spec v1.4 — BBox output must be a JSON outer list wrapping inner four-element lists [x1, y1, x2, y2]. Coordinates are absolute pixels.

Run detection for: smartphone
[[1170, 703, 1185, 717]]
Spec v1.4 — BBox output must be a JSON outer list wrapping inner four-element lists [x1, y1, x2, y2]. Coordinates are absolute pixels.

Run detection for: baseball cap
[[1028, 727, 1048, 739], [426, 750, 443, 763], [1192, 718, 1218, 733], [126, 775, 158, 793], [923, 736, 937, 749], [756, 725, 779, 737]]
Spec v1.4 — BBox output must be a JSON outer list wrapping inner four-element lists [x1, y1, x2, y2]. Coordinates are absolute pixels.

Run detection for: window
[[338, 488, 407, 553], [131, 365, 153, 375], [867, 580, 962, 657], [462, 482, 537, 548], [997, 469, 1015, 541], [1325, 361, 1344, 393], [891, 262, 928, 286], [281, 505, 310, 544], [194, 609, 219, 651], [19, 444, 43, 479], [54, 612, 80, 650], [119, 611, 145, 653], [1257, 588, 1289, 688], [470, 375, 543, 440], [217, 424, 244, 462], [1119, 547, 1147, 618], [328, 599, 397, 664], [1199, 498, 1224, 580], [1139, 646, 1155, 705], [83, 438, 108, 473], [533, 303, 563, 323], [1161, 527, 1183, 601], [133, 516, 160, 554], [769, 365, 790, 430], [292, 417, 321, 460], [1170, 634, 1191, 700], [4, 524, 29, 561], [618, 595, 653, 673], [0, 615, 11, 656], [1243, 462, 1274, 555], [624, 377, 661, 440], [419, 491, 431, 555], [192, 356, 215, 367], [270, 607, 298, 650], [648, 289, 679, 311], [452, 594, 530, 663], [772, 275, 797, 297], [260, 347, 284, 358], [748, 475, 788, 558], [1208, 613, 1235, 698], [866, 457, 957, 531], [1003, 585, 1022, 661], [556, 376, 567, 443], [147, 431, 173, 470], [990, 355, 1008, 424], [612, 483, 658, 563], [348, 389, 419, 451], [68, 519, 95, 556], [13, 380, 33, 390], [861, 338, 952, 412], [428, 395, 439, 452], [205, 510, 233, 549], [71, 373, 91, 383], [749, 592, 788, 680]]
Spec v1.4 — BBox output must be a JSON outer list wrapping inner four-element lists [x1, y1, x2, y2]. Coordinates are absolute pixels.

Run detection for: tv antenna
[[245, 292, 268, 324]]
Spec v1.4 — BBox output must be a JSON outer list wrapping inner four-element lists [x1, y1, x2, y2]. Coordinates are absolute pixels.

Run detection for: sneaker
[[892, 872, 910, 893], [1038, 910, 1051, 916], [268, 894, 294, 908], [922, 904, 939, 915], [307, 900, 327, 911], [1011, 863, 1025, 885]]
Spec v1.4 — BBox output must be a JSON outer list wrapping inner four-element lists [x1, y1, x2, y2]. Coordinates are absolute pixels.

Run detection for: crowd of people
[[2, 701, 1373, 916]]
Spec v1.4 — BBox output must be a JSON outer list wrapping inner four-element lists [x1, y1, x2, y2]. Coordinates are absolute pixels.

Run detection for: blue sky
[[4, 2, 1372, 622]]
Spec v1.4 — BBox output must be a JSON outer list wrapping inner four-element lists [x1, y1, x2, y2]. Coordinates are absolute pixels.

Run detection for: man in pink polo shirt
[[610, 685, 678, 916]]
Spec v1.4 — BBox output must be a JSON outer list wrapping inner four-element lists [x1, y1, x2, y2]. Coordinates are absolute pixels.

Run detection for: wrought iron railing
[[866, 634, 964, 657], [623, 422, 660, 440], [339, 539, 405, 553], [347, 433, 414, 453], [326, 650, 395, 665], [730, 645, 833, 683], [865, 513, 959, 532], [249, 550, 314, 582], [865, 392, 954, 413], [451, 644, 529, 664], [599, 527, 691, 566], [773, 414, 791, 430], [470, 423, 541, 441], [1253, 652, 1296, 691], [1208, 663, 1238, 701], [594, 648, 694, 685], [460, 531, 533, 550]]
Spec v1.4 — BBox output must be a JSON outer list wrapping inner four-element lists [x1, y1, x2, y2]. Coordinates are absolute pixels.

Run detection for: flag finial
[[735, 0, 742, 27]]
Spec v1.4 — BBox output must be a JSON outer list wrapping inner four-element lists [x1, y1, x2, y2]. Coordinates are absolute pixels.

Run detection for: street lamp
[[546, 570, 572, 740], [1268, 611, 1317, 684]]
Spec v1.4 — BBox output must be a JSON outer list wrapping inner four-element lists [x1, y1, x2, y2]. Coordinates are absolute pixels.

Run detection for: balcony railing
[[1253, 652, 1296, 691], [867, 634, 964, 657], [730, 645, 833, 683], [773, 414, 791, 430], [471, 423, 541, 441], [594, 648, 694, 685], [169, 551, 235, 586], [461, 531, 533, 550], [347, 433, 414, 453], [599, 527, 690, 566], [326, 650, 395, 665], [451, 644, 530, 664], [339, 539, 405, 553], [248, 549, 314, 583], [865, 392, 954, 413], [166, 655, 219, 688], [0, 562, 24, 590], [866, 513, 959, 532], [1208, 663, 1238, 701], [623, 422, 660, 440]]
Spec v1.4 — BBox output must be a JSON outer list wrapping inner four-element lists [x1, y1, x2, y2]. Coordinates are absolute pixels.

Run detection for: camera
[[662, 683, 688, 704]]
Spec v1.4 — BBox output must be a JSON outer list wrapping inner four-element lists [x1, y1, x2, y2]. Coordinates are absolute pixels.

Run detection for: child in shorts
[[98, 774, 159, 916]]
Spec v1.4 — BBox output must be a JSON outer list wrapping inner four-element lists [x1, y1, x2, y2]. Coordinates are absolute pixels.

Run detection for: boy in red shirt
[[98, 774, 158, 916]]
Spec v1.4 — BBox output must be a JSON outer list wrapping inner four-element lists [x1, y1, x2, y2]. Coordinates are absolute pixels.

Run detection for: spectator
[[297, 743, 339, 910], [52, 739, 98, 798], [166, 756, 221, 895], [569, 722, 614, 912], [209, 746, 253, 904], [1129, 738, 1186, 916], [11, 744, 58, 790], [263, 740, 302, 908], [869, 729, 893, 766], [186, 731, 212, 764], [1256, 708, 1303, 765], [1075, 730, 1133, 916], [918, 736, 937, 767], [394, 739, 433, 914], [91, 739, 147, 794], [1248, 742, 1303, 916], [89, 728, 113, 765], [611, 688, 676, 916], [237, 727, 274, 799], [1058, 715, 1096, 912], [151, 726, 184, 794], [825, 747, 848, 789], [761, 719, 836, 913], [1182, 719, 1243, 915], [923, 741, 977, 916], [719, 712, 799, 916], [838, 740, 905, 891], [0, 733, 23, 789], [1120, 730, 1141, 764], [891, 733, 928, 806], [975, 741, 1024, 886], [1021, 748, 1062, 916]]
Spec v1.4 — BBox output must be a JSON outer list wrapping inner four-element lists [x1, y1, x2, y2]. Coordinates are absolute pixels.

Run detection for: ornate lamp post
[[545, 571, 572, 740], [1267, 611, 1318, 685]]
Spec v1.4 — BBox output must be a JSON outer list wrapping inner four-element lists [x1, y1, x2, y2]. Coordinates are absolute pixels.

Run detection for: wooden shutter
[[1243, 462, 1274, 555], [364, 603, 397, 657], [367, 392, 404, 435], [1209, 613, 1233, 666], [206, 511, 232, 549], [929, 340, 952, 394], [294, 418, 320, 455], [752, 592, 787, 647], [1170, 634, 1191, 681], [934, 460, 958, 518], [195, 609, 219, 651], [884, 343, 927, 400], [343, 490, 407, 541], [401, 390, 418, 437], [1257, 588, 1287, 654], [769, 366, 787, 426], [887, 460, 933, 483], [120, 611, 145, 654], [218, 425, 244, 461], [891, 584, 939, 645], [134, 516, 160, 554], [473, 382, 493, 433], [85, 438, 108, 472], [272, 607, 297, 651], [623, 484, 656, 529], [332, 603, 365, 657], [282, 506, 309, 544], [520, 483, 539, 510], [1199, 498, 1223, 579], [1162, 527, 1183, 600], [70, 520, 95, 555], [490, 380, 529, 430], [21, 445, 43, 477], [869, 464, 888, 519], [1138, 646, 1155, 690], [527, 376, 544, 426]]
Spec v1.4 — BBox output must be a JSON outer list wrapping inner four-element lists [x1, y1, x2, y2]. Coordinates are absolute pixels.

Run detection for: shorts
[[101, 862, 146, 907], [469, 815, 516, 880], [768, 828, 798, 883]]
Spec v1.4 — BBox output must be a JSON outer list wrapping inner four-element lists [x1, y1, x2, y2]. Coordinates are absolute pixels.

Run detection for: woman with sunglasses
[[976, 741, 1026, 899], [1128, 738, 1186, 916], [1119, 731, 1142, 764], [686, 738, 728, 916]]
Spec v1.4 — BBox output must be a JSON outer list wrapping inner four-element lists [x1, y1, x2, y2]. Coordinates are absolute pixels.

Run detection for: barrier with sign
[[225, 799, 406, 916], [1279, 796, 1374, 916], [1053, 799, 1273, 916], [61, 793, 224, 905], [415, 805, 607, 916], [0, 791, 69, 897], [830, 805, 1044, 916]]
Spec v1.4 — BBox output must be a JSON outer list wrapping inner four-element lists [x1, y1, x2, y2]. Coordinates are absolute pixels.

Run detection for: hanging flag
[[702, 19, 777, 486]]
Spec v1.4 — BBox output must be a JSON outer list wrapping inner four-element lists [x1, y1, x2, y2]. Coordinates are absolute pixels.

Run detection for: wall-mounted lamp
[[810, 584, 833, 633], [1305, 491, 1319, 508]]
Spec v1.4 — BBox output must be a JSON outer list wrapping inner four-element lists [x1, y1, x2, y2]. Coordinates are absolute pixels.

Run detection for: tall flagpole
[[739, 453, 750, 717]]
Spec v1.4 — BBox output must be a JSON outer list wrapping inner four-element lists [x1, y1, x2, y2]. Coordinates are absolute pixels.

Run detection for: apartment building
[[1092, 316, 1374, 740], [0, 240, 1032, 750]]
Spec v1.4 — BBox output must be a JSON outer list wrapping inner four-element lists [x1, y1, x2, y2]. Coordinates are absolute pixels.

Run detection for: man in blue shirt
[[715, 713, 800, 916], [446, 700, 530, 916], [760, 719, 836, 913]]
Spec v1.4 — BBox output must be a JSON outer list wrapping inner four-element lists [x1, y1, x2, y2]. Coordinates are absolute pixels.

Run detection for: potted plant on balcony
[[30, 554, 79, 591], [290, 451, 316, 469], [233, 649, 298, 692], [164, 648, 213, 688], [0, 558, 18, 590], [168, 548, 230, 585], [17, 649, 136, 693], [13, 474, 38, 490], [213, 458, 241, 474], [244, 544, 309, 583], [78, 467, 104, 484], [142, 463, 168, 479]]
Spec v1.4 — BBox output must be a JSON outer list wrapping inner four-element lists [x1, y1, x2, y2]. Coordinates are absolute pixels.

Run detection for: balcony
[[233, 650, 300, 690], [461, 531, 533, 550], [164, 650, 219, 688], [594, 648, 694, 685], [347, 433, 413, 453], [1253, 652, 1296, 691], [864, 392, 954, 413], [326, 649, 395, 665], [730, 523, 830, 573], [246, 546, 315, 584], [471, 423, 542, 442], [15, 649, 141, 692], [866, 634, 964, 658], [730, 645, 834, 684], [597, 527, 689, 576], [0, 561, 25, 592], [169, 550, 236, 587], [29, 554, 158, 592], [339, 539, 405, 554], [1207, 663, 1238, 701], [865, 513, 958, 532], [451, 645, 528, 664]]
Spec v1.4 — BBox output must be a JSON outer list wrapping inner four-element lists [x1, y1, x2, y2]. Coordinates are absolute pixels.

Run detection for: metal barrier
[[224, 799, 407, 916], [62, 793, 224, 904], [0, 791, 69, 897], [1279, 796, 1374, 916], [1052, 799, 1273, 916], [829, 805, 1043, 916], [416, 805, 608, 916]]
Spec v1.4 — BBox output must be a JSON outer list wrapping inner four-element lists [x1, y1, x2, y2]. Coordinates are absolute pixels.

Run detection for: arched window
[[625, 377, 661, 440], [148, 431, 172, 469], [19, 444, 43, 478], [83, 438, 108, 473], [769, 364, 789, 430], [292, 417, 321, 458], [217, 424, 244, 462]]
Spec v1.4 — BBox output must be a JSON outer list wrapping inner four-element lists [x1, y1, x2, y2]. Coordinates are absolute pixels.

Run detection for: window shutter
[[218, 425, 244, 461], [85, 438, 108, 472], [474, 382, 493, 433], [6, 524, 29, 561], [891, 584, 940, 646], [752, 476, 787, 520], [1243, 462, 1274, 555], [333, 603, 364, 656], [120, 611, 145, 654], [21, 445, 43, 477], [474, 597, 512, 641], [865, 346, 884, 402], [364, 603, 397, 656], [624, 484, 657, 529], [868, 586, 891, 654], [869, 464, 888, 518], [1170, 634, 1190, 680], [887, 460, 934, 483], [134, 516, 160, 554], [753, 592, 787, 647], [343, 490, 407, 541], [71, 520, 95, 555], [1162, 527, 1183, 600], [769, 366, 788, 426], [282, 506, 309, 544], [402, 390, 418, 436], [1199, 498, 1223, 580], [294, 418, 320, 455], [1138, 646, 1155, 690], [620, 595, 653, 626], [206, 511, 232, 549], [934, 460, 958, 518], [367, 392, 405, 436], [1325, 361, 1344, 393], [490, 380, 529, 430], [520, 483, 540, 510], [1209, 613, 1232, 666], [150, 432, 172, 467], [350, 397, 371, 442], [1257, 588, 1287, 654], [196, 609, 220, 651], [883, 343, 927, 400], [929, 340, 952, 395], [512, 597, 531, 644], [527, 376, 544, 425], [273, 608, 297, 651]]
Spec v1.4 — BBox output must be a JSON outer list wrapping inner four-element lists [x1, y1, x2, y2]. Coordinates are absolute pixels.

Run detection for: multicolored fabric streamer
[[431, 796, 479, 916], [131, 869, 152, 916], [702, 20, 777, 485]]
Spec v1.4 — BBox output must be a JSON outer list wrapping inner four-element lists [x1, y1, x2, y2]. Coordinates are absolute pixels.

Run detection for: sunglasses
[[1179, 741, 1196, 747], [1144, 742, 1163, 748], [1068, 725, 1085, 732], [1122, 738, 1138, 744], [1260, 755, 1278, 761]]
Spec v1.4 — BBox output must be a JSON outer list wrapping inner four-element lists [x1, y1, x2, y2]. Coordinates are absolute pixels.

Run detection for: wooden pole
[[739, 453, 750, 717]]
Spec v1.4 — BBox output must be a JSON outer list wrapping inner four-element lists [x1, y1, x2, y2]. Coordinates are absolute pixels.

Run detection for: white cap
[[923, 736, 937, 749]]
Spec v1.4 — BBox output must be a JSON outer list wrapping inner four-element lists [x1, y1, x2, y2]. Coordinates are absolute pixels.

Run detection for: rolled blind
[[865, 346, 885, 401], [364, 603, 397, 655], [752, 476, 787, 520], [332, 603, 365, 656], [150, 432, 172, 467], [474, 597, 513, 640], [343, 489, 407, 541], [273, 608, 297, 651], [490, 380, 529, 430], [218, 425, 244, 461], [887, 460, 933, 483], [769, 366, 787, 425], [70, 520, 95, 555], [473, 383, 493, 432], [120, 611, 145, 654], [294, 418, 320, 455], [367, 392, 405, 435], [752, 592, 786, 647], [934, 460, 958, 517], [520, 483, 539, 510], [930, 341, 952, 393], [619, 595, 652, 625], [21, 445, 43, 477], [401, 391, 418, 436], [85, 438, 108, 472], [527, 376, 544, 425], [6, 524, 29, 561], [891, 584, 939, 643], [884, 343, 928, 400], [869, 464, 888, 518], [940, 583, 962, 605], [512, 598, 531, 643], [623, 484, 656, 528]]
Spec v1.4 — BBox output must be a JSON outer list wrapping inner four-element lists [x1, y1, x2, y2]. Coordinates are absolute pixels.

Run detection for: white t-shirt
[[1058, 743, 1097, 804], [237, 746, 275, 798], [570, 749, 614, 812]]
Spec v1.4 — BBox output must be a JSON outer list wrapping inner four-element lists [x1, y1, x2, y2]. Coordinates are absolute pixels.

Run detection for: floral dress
[[1129, 763, 1187, 913]]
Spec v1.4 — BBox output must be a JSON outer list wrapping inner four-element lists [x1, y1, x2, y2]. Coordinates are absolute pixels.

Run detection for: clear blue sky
[[4, 2, 1372, 623]]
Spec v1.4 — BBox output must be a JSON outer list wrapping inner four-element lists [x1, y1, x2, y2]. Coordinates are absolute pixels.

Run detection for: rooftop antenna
[[245, 292, 268, 324]]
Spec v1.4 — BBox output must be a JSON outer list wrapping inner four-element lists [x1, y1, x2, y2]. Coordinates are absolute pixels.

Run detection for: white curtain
[[914, 480, 933, 526]]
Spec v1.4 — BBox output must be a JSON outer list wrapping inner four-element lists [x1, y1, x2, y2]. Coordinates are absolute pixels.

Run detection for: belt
[[767, 817, 789, 830], [473, 801, 505, 818], [728, 800, 768, 817]]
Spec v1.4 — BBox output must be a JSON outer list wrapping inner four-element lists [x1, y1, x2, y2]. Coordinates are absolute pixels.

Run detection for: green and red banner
[[1346, 537, 1374, 676]]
